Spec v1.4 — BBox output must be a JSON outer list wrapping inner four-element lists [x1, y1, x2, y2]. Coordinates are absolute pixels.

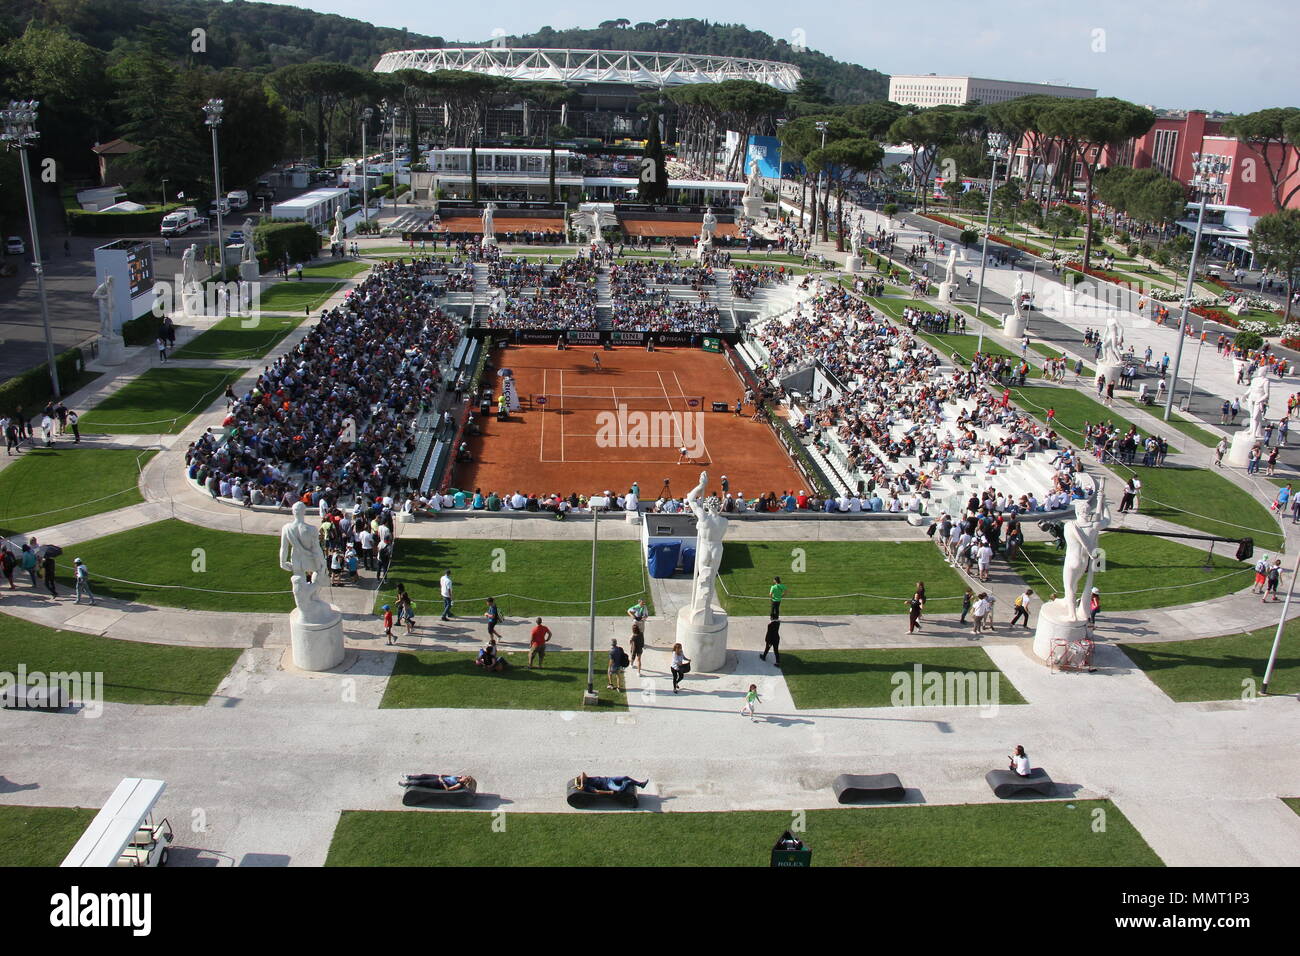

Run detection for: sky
[[252, 0, 1297, 113]]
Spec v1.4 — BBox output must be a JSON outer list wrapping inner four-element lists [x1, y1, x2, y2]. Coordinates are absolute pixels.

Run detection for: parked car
[[227, 230, 246, 245], [4, 236, 25, 255]]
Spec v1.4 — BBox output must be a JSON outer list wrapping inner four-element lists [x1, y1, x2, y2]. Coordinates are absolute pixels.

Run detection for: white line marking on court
[[539, 368, 546, 462], [559, 369, 565, 463]]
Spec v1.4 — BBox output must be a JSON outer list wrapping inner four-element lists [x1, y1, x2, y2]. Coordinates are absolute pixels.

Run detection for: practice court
[[452, 345, 806, 498]]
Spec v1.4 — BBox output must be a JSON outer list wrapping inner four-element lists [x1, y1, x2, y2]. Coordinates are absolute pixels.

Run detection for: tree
[[197, 69, 288, 190], [779, 114, 860, 236], [1223, 108, 1300, 212], [1043, 204, 1080, 257], [806, 138, 884, 251], [1039, 98, 1155, 269], [888, 108, 965, 213], [268, 62, 368, 166], [1251, 209, 1300, 319], [107, 49, 204, 194], [638, 104, 668, 203]]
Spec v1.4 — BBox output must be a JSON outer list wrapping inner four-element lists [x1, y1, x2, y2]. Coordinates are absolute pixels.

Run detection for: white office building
[[888, 74, 1096, 107], [270, 187, 351, 229]]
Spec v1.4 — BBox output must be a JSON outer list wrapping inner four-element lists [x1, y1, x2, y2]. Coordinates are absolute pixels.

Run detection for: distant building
[[887, 74, 1096, 108], [91, 138, 142, 187]]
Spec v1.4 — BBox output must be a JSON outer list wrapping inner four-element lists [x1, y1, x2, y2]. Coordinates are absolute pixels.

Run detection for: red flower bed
[[1282, 337, 1300, 350], [921, 213, 965, 229], [1064, 261, 1135, 288], [1190, 306, 1240, 329], [988, 234, 1044, 257]]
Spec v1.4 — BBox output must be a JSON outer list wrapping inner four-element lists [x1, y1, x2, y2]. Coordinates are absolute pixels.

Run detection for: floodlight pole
[[362, 108, 373, 223], [2, 100, 59, 398], [974, 135, 1008, 354], [1262, 549, 1300, 695], [204, 99, 226, 278]]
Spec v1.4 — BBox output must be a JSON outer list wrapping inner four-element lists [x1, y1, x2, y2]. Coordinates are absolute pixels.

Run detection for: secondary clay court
[[451, 345, 805, 498]]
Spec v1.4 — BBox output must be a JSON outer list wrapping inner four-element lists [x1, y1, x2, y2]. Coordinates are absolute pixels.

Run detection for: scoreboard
[[126, 243, 154, 299]]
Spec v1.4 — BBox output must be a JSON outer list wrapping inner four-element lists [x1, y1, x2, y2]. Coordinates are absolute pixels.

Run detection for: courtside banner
[[611, 331, 647, 345], [565, 330, 603, 344]]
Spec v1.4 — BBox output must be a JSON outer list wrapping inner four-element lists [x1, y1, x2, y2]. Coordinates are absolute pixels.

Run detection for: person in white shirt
[[358, 529, 375, 570], [1009, 588, 1033, 628], [977, 544, 993, 581], [1008, 745, 1031, 776], [439, 571, 454, 620], [510, 491, 527, 510], [847, 495, 862, 513], [971, 594, 991, 634]]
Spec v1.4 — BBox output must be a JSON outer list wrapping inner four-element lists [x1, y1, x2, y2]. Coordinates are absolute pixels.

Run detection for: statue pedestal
[[937, 281, 955, 303], [1095, 360, 1122, 388], [97, 334, 126, 367], [1228, 299, 1247, 316], [480, 236, 497, 251], [1227, 430, 1259, 468], [844, 255, 862, 274], [289, 607, 345, 671], [1062, 288, 1076, 315], [1032, 599, 1090, 663], [676, 607, 728, 673], [240, 260, 260, 284], [1003, 312, 1025, 339], [695, 239, 713, 261], [742, 196, 764, 219]]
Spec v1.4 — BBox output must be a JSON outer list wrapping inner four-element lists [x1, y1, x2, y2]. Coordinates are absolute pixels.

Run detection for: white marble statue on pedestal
[[91, 274, 127, 365], [1228, 368, 1272, 467], [937, 247, 958, 302], [1101, 315, 1124, 367], [745, 160, 763, 200], [330, 207, 345, 247], [481, 202, 497, 248], [1061, 481, 1111, 621], [676, 471, 731, 671], [180, 243, 201, 317], [279, 501, 345, 670], [1012, 272, 1024, 312], [700, 207, 717, 244]]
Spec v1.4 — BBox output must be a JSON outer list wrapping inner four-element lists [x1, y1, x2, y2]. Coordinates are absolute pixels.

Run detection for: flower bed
[[920, 213, 967, 230]]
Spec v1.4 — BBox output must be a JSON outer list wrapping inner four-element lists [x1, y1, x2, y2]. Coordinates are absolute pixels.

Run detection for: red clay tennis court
[[451, 345, 806, 499], [619, 218, 741, 238], [435, 215, 565, 234]]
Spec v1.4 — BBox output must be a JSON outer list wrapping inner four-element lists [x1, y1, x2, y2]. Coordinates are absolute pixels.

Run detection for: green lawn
[[0, 447, 155, 536], [0, 805, 98, 867], [255, 281, 344, 313], [1027, 342, 1092, 376], [0, 614, 242, 705], [1114, 465, 1283, 551], [1008, 532, 1252, 611], [301, 260, 370, 279], [716, 541, 968, 617], [65, 518, 294, 613], [382, 650, 627, 711], [171, 313, 305, 360], [78, 367, 244, 435], [326, 800, 1160, 866], [1118, 402, 1221, 449], [781, 647, 1025, 709], [1285, 798, 1300, 817], [1121, 619, 1300, 701], [376, 539, 652, 620]]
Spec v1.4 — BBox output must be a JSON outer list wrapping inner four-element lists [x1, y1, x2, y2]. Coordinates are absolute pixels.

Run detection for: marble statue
[[481, 202, 496, 242], [700, 207, 717, 242], [587, 208, 602, 242], [1013, 272, 1024, 311], [330, 207, 345, 246], [684, 470, 728, 624], [746, 159, 763, 198], [1245, 369, 1270, 439], [1061, 480, 1110, 622], [1101, 315, 1124, 367], [279, 501, 332, 624], [181, 243, 200, 290], [944, 248, 958, 285], [92, 274, 116, 337], [850, 228, 862, 257]]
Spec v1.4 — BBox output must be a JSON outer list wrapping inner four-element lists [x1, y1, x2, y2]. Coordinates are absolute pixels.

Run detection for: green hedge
[[0, 347, 86, 415], [66, 203, 183, 236], [255, 221, 321, 268]]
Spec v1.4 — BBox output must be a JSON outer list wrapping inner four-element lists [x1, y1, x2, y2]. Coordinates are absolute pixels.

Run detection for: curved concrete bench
[[833, 773, 905, 803], [566, 777, 639, 809], [399, 774, 478, 807], [985, 768, 1054, 798], [0, 686, 70, 711]]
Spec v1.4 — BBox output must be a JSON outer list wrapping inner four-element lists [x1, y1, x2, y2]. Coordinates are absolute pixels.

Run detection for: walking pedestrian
[[1086, 588, 1101, 628], [759, 617, 782, 665], [400, 590, 416, 635], [959, 588, 972, 624], [20, 544, 37, 587], [607, 638, 628, 692], [72, 557, 95, 605], [439, 569, 453, 620], [484, 596, 501, 639], [382, 604, 394, 645], [627, 623, 645, 675], [41, 551, 57, 597], [68, 410, 80, 443], [1264, 559, 1283, 602], [670, 642, 689, 693], [769, 575, 786, 619], [1009, 589, 1032, 628], [528, 617, 551, 668], [906, 592, 923, 633], [971, 593, 989, 634]]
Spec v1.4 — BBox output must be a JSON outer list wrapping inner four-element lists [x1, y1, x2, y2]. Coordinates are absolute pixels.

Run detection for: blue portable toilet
[[680, 545, 697, 576], [648, 541, 682, 578]]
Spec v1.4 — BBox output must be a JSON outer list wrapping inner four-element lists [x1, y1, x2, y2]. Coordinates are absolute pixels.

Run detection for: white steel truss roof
[[374, 48, 801, 92]]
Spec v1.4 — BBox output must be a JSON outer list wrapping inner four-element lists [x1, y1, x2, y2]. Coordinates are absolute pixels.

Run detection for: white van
[[227, 190, 249, 209]]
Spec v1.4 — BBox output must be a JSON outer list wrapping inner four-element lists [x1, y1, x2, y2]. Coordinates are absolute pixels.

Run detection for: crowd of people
[[184, 259, 462, 507]]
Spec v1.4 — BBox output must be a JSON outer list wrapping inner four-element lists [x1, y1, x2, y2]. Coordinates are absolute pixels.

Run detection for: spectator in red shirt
[[382, 604, 394, 645], [529, 617, 552, 669]]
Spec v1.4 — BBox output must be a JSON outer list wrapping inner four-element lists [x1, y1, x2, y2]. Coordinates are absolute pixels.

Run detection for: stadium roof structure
[[373, 48, 802, 92]]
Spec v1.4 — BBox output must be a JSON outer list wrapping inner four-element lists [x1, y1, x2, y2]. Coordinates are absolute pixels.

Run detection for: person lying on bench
[[1008, 745, 1031, 777], [577, 772, 648, 794], [476, 638, 507, 672], [403, 773, 475, 791]]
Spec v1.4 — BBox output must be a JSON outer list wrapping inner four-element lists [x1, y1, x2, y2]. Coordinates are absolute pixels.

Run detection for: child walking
[[484, 596, 502, 640], [382, 604, 395, 645], [741, 683, 761, 720]]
